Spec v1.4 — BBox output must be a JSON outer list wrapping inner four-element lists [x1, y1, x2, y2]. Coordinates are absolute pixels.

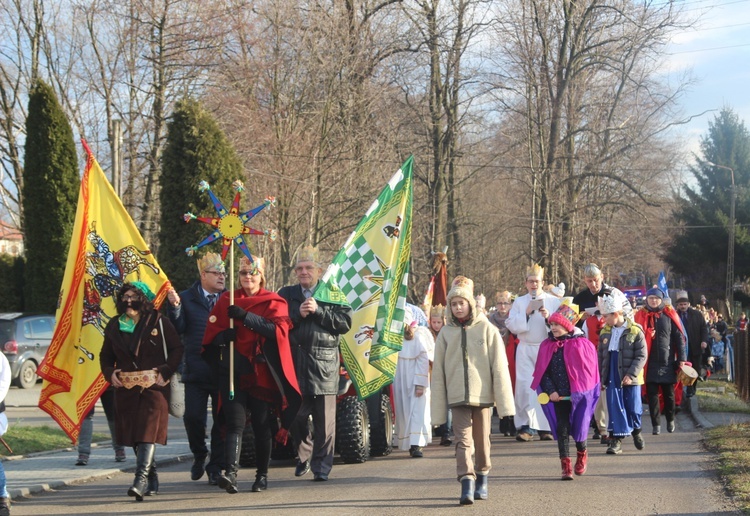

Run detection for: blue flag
[[658, 271, 669, 297]]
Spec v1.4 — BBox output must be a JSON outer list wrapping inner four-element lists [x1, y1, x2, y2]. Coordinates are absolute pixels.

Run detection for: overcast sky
[[667, 0, 750, 163]]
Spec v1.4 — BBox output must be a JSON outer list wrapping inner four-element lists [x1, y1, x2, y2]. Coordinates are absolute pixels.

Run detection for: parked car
[[0, 313, 56, 389]]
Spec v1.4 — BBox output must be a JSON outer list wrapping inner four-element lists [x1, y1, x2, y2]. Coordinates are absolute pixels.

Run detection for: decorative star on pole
[[183, 179, 277, 260]]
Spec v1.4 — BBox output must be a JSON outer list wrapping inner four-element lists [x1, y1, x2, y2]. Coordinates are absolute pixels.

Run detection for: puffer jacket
[[598, 318, 647, 386], [431, 300, 514, 425], [278, 283, 352, 396]]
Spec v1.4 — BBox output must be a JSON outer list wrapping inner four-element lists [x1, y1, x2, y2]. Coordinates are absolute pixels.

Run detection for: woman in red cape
[[634, 288, 686, 434], [203, 255, 300, 494]]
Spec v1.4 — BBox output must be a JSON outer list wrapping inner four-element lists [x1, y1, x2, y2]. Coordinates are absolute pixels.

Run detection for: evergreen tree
[[665, 108, 750, 300], [22, 80, 79, 313], [158, 99, 243, 291], [0, 255, 24, 311]]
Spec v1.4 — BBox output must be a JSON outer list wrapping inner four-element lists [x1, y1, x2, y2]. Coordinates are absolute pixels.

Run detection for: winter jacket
[[598, 319, 647, 386], [167, 281, 223, 385], [679, 307, 708, 369], [645, 310, 687, 384], [278, 283, 352, 396], [431, 306, 514, 425]]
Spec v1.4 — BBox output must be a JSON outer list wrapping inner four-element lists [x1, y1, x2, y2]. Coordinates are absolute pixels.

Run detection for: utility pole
[[708, 161, 735, 319]]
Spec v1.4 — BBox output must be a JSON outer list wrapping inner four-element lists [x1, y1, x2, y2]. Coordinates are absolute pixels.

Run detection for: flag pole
[[229, 241, 235, 400]]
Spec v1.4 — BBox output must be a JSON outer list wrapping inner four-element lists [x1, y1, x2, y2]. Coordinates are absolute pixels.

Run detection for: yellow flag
[[38, 141, 170, 442]]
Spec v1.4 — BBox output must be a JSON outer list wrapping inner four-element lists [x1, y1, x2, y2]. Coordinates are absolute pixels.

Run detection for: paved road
[[5, 409, 742, 516]]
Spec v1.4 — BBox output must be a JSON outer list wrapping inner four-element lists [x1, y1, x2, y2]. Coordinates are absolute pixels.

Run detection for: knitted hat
[[597, 290, 628, 315], [447, 276, 476, 315], [548, 298, 580, 332], [128, 281, 156, 301], [197, 252, 225, 273], [646, 287, 665, 300]]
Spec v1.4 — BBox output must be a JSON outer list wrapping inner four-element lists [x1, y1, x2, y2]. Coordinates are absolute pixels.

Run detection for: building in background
[[0, 221, 23, 256]]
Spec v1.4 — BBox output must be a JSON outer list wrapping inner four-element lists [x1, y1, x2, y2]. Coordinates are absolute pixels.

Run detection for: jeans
[[0, 460, 7, 498], [78, 391, 124, 456]]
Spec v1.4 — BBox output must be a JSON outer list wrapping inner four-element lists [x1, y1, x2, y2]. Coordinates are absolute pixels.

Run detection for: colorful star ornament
[[183, 179, 277, 261]]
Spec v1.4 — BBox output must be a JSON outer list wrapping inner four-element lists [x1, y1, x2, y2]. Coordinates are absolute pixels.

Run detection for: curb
[[8, 452, 193, 500], [687, 395, 715, 430]]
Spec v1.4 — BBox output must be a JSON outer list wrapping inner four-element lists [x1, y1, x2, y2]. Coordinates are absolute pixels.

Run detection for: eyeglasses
[[239, 269, 261, 277], [204, 270, 226, 277], [121, 295, 139, 301], [497, 302, 511, 306]]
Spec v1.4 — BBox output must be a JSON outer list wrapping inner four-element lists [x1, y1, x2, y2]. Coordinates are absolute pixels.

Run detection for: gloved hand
[[228, 305, 247, 320], [221, 328, 236, 346]]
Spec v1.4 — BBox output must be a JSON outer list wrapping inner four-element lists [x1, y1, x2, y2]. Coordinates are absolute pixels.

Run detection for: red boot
[[575, 450, 588, 476], [560, 457, 573, 480]]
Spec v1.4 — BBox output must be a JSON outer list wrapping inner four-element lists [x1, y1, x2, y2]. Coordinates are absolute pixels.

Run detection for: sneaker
[[411, 446, 424, 458], [516, 431, 533, 442], [75, 454, 89, 466], [632, 432, 645, 450], [606, 439, 622, 455], [667, 420, 676, 433], [115, 449, 126, 462]]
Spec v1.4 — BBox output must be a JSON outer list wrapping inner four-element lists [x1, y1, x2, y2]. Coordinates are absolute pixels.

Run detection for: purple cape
[[531, 334, 600, 442]]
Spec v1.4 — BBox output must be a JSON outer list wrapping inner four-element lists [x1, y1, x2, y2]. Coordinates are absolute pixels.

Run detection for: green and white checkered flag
[[314, 156, 413, 398]]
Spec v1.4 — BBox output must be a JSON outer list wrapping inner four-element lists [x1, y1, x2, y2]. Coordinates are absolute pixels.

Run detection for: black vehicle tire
[[16, 360, 38, 389], [335, 396, 370, 464], [239, 415, 256, 468], [367, 391, 393, 457]]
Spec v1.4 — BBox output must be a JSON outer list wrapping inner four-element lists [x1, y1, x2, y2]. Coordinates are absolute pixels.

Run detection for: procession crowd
[[56, 250, 741, 512]]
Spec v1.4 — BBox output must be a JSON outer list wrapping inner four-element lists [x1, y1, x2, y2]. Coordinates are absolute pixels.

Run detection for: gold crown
[[239, 254, 265, 275], [296, 245, 320, 265], [430, 304, 446, 317], [526, 263, 544, 279], [197, 252, 225, 273]]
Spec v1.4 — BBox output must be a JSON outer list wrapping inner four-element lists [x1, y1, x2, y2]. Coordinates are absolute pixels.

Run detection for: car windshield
[[0, 321, 13, 342]]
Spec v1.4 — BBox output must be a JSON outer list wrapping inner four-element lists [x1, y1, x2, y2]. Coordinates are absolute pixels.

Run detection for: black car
[[0, 313, 56, 389]]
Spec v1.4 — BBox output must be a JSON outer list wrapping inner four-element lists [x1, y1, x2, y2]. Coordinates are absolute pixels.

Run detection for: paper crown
[[495, 291, 512, 304], [526, 263, 544, 279], [239, 254, 265, 275], [548, 297, 580, 332], [197, 252, 225, 273], [430, 304, 446, 318], [296, 245, 320, 265], [597, 290, 628, 315]]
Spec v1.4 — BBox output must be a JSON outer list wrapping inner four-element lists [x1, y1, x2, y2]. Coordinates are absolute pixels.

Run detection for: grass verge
[[1, 426, 108, 457], [704, 423, 750, 514], [696, 380, 750, 413]]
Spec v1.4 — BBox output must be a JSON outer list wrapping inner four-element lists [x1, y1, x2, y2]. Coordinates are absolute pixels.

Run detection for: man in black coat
[[167, 253, 226, 485], [675, 291, 708, 398], [278, 246, 352, 482]]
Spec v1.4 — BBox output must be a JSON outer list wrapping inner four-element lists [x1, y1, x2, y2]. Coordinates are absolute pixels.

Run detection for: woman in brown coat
[[100, 281, 183, 501]]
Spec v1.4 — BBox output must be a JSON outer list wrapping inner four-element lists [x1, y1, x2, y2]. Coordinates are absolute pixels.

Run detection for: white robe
[[505, 291, 561, 431], [394, 327, 433, 450]]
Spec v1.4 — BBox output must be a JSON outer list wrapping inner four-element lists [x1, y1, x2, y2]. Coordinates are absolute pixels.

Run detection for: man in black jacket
[[279, 246, 352, 482], [675, 291, 708, 398], [167, 253, 226, 485]]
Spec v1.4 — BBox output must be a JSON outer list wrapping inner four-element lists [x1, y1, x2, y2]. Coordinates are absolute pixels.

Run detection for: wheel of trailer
[[367, 391, 393, 457], [335, 396, 370, 463]]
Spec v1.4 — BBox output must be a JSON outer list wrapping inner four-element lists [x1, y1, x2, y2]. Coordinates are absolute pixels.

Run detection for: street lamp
[[707, 161, 736, 319]]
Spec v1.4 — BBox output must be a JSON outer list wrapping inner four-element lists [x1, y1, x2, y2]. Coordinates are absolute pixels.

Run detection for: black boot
[[128, 443, 155, 501], [460, 476, 475, 505], [251, 473, 267, 492], [145, 462, 159, 495], [218, 432, 241, 494], [474, 474, 488, 500]]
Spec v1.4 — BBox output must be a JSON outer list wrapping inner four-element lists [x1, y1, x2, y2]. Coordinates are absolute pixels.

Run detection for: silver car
[[0, 313, 56, 389]]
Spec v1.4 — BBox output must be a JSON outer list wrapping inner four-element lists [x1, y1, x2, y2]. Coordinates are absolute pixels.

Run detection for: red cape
[[203, 288, 300, 398]]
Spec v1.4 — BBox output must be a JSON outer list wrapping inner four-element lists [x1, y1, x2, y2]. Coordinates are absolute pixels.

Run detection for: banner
[[38, 141, 170, 442], [315, 156, 413, 399]]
